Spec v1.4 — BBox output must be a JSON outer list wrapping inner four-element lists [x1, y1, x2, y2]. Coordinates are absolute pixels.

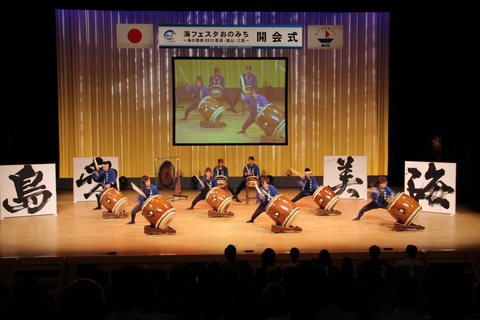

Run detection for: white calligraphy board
[[0, 164, 57, 219], [324, 156, 367, 199], [404, 161, 456, 214], [73, 157, 119, 203]]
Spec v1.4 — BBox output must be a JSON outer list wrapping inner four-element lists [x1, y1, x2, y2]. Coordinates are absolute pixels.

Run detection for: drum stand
[[172, 168, 188, 201], [144, 225, 176, 235], [208, 209, 234, 218], [316, 208, 342, 216], [271, 225, 303, 233], [200, 120, 226, 128], [102, 210, 128, 219], [393, 221, 425, 231]]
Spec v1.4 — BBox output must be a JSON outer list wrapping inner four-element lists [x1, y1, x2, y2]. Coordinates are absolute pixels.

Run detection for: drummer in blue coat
[[291, 168, 319, 203], [92, 161, 117, 210], [127, 175, 159, 225], [180, 76, 211, 121], [213, 158, 242, 202], [246, 175, 279, 223], [235, 156, 261, 197], [187, 167, 219, 210], [352, 176, 395, 220], [237, 88, 269, 134]]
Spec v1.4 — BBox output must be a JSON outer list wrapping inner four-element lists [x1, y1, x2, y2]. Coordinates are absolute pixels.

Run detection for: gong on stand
[[154, 157, 188, 200], [154, 157, 177, 190]]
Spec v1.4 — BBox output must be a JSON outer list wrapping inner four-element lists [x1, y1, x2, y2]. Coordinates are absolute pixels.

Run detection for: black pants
[[130, 202, 142, 221], [250, 203, 267, 221], [236, 179, 247, 196], [190, 193, 207, 208], [225, 183, 239, 200], [355, 201, 387, 219], [291, 192, 311, 203]]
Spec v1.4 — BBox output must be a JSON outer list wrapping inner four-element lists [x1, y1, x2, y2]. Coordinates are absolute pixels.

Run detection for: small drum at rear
[[312, 186, 340, 211], [244, 85, 252, 96], [197, 96, 225, 123], [246, 176, 259, 187], [210, 85, 223, 99], [216, 175, 228, 188], [255, 103, 286, 138], [100, 188, 128, 214], [141, 195, 176, 229], [265, 194, 301, 228], [206, 187, 232, 213], [386, 192, 422, 225]]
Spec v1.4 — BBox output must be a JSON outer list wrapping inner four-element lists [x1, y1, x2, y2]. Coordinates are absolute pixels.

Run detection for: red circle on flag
[[127, 29, 143, 44]]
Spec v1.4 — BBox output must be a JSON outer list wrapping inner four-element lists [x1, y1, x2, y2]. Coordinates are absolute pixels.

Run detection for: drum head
[[156, 208, 176, 229], [283, 207, 300, 228], [157, 161, 175, 189]]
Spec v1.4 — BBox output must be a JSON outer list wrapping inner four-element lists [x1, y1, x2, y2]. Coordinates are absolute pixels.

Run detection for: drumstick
[[366, 187, 380, 194], [93, 157, 100, 171], [131, 182, 147, 198], [254, 181, 272, 199], [178, 66, 189, 85], [194, 172, 206, 189], [289, 167, 304, 179], [240, 74, 246, 93]]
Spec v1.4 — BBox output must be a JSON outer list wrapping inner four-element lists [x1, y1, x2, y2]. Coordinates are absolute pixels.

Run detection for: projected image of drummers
[[180, 76, 210, 121], [232, 65, 259, 109], [209, 67, 236, 113], [237, 88, 269, 134]]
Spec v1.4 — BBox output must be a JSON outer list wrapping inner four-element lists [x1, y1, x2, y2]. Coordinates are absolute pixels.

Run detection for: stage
[[1, 187, 479, 259]]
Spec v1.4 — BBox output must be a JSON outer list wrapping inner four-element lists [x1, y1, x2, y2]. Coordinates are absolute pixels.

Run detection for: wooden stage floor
[[1, 187, 479, 258]]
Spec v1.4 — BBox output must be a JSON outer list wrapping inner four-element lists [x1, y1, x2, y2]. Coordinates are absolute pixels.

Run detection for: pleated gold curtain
[[56, 10, 390, 178]]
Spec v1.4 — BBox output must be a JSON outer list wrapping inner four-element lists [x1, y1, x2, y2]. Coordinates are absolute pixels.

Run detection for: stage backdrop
[[73, 157, 120, 203], [1, 164, 57, 219], [56, 10, 390, 179], [324, 156, 367, 199], [404, 161, 456, 214]]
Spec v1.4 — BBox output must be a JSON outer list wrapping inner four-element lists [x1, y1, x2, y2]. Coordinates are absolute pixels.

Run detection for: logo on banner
[[117, 24, 153, 48], [162, 29, 177, 43], [308, 25, 343, 49], [316, 30, 335, 44]]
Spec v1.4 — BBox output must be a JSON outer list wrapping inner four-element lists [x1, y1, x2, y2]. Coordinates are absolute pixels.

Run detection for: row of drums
[[99, 180, 423, 230], [197, 95, 286, 139]]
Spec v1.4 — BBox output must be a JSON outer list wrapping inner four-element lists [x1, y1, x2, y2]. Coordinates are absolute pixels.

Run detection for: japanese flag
[[117, 24, 153, 48]]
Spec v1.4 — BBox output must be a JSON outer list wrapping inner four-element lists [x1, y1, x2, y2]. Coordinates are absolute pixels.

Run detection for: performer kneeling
[[352, 176, 395, 220], [291, 168, 319, 203], [187, 167, 218, 210], [246, 176, 278, 223], [127, 175, 159, 225]]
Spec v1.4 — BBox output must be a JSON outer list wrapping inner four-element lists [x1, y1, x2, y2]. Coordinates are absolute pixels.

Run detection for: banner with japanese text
[[324, 156, 367, 199], [1, 164, 57, 219], [73, 157, 120, 203], [159, 25, 302, 49], [404, 161, 456, 214]]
